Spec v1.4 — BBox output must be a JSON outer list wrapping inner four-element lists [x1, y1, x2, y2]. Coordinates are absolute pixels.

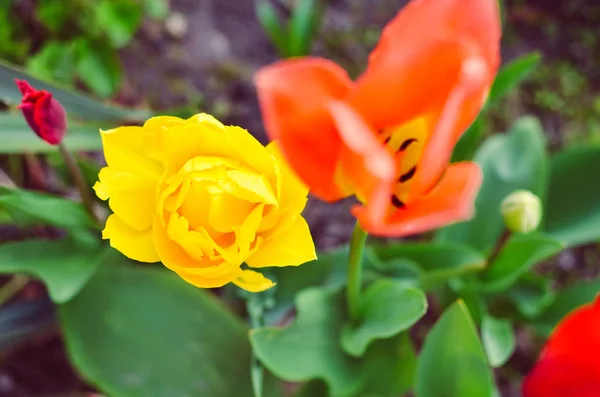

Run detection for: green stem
[[58, 143, 96, 220], [248, 293, 264, 397], [347, 221, 368, 323], [0, 275, 29, 307]]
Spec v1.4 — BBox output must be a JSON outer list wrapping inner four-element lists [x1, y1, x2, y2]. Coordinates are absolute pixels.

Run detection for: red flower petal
[[523, 296, 600, 397], [354, 162, 482, 236], [254, 57, 353, 202]]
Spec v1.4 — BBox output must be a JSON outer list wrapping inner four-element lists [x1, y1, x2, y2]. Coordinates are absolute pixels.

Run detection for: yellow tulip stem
[[248, 293, 264, 397], [347, 222, 368, 323], [58, 143, 97, 221]]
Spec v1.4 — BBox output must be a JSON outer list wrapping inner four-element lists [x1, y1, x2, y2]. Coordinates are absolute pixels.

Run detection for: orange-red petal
[[522, 296, 600, 397], [354, 162, 482, 236], [254, 57, 353, 202], [328, 100, 395, 224]]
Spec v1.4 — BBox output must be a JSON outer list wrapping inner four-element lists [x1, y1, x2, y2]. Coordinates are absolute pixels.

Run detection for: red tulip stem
[[347, 222, 368, 323], [58, 143, 97, 221]]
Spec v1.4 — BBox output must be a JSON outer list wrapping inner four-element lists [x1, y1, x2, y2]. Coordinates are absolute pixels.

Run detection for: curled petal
[[254, 57, 353, 201], [246, 215, 316, 268], [328, 101, 396, 226], [233, 270, 276, 293], [102, 215, 160, 263], [523, 296, 600, 397], [355, 162, 482, 236]]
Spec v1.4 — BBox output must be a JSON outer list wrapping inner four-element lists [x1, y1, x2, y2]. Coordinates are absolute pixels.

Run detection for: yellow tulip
[[93, 113, 316, 292]]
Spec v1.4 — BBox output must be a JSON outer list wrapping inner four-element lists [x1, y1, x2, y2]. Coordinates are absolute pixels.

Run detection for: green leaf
[[544, 146, 600, 246], [0, 113, 102, 153], [255, 1, 289, 57], [533, 279, 600, 336], [265, 248, 348, 324], [361, 333, 417, 397], [288, 0, 322, 57], [26, 40, 76, 84], [481, 233, 564, 292], [36, 0, 72, 32], [0, 185, 97, 229], [368, 242, 487, 291], [341, 279, 426, 356], [75, 39, 122, 98], [251, 288, 362, 397], [415, 301, 495, 397], [481, 315, 515, 368], [0, 60, 150, 122], [60, 263, 257, 397], [452, 117, 484, 162], [96, 0, 143, 48], [437, 116, 549, 254], [488, 53, 541, 103], [0, 235, 107, 303], [507, 275, 555, 319]]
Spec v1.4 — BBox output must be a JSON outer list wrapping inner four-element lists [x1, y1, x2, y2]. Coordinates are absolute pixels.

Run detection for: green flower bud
[[500, 190, 542, 233]]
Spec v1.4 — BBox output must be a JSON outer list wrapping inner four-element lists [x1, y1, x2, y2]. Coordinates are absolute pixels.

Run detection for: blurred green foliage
[[0, 0, 168, 98]]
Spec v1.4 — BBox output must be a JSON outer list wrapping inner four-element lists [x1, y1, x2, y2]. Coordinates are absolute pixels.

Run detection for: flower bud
[[15, 79, 67, 145], [500, 190, 542, 233]]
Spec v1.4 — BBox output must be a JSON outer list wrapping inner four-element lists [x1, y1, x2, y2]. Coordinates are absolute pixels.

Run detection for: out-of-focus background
[[0, 0, 598, 395]]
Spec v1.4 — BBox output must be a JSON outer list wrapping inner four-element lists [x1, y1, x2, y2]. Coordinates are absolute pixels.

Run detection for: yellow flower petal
[[102, 215, 159, 263], [233, 270, 276, 292], [100, 126, 163, 178], [94, 167, 156, 231], [247, 215, 316, 268], [187, 113, 225, 128], [266, 141, 309, 214]]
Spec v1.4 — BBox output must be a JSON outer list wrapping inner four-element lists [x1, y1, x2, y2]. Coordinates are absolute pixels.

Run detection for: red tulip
[[255, 0, 501, 236], [15, 79, 67, 145], [523, 295, 600, 397]]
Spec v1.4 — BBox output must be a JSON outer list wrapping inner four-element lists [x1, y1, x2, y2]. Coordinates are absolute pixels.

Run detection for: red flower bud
[[15, 79, 67, 145]]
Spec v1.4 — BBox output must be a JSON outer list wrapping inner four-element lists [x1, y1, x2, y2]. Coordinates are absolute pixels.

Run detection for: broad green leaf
[[96, 0, 143, 48], [368, 242, 487, 291], [437, 117, 549, 254], [255, 1, 289, 57], [26, 40, 76, 84], [251, 288, 362, 397], [0, 185, 97, 229], [544, 146, 600, 246], [361, 333, 417, 397], [341, 279, 426, 356], [60, 263, 257, 397], [0, 113, 102, 153], [482, 233, 564, 292], [0, 235, 108, 303], [533, 279, 600, 336], [488, 53, 541, 103], [507, 275, 555, 319], [288, 0, 322, 57], [36, 0, 72, 32], [415, 301, 495, 397], [481, 315, 515, 368], [0, 60, 150, 122], [264, 248, 348, 324], [75, 39, 122, 98]]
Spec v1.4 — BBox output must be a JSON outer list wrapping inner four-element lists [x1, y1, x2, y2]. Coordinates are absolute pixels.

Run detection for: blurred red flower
[[16, 79, 67, 145], [523, 295, 600, 397], [255, 0, 501, 236]]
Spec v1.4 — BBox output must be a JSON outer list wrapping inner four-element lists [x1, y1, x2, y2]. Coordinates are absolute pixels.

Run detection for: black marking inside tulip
[[398, 138, 418, 153], [391, 195, 405, 208], [383, 136, 391, 145], [398, 166, 417, 183]]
